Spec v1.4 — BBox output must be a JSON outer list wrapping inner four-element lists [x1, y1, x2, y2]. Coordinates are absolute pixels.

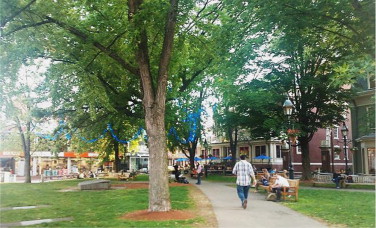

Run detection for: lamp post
[[283, 98, 295, 179], [204, 139, 208, 165], [341, 122, 349, 174]]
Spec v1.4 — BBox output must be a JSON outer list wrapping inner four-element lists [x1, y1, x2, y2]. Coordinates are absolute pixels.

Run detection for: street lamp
[[204, 139, 208, 165], [283, 98, 295, 179], [341, 122, 349, 174], [283, 98, 294, 117]]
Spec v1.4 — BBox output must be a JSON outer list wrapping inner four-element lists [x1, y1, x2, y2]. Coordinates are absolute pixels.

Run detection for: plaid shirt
[[232, 160, 255, 186]]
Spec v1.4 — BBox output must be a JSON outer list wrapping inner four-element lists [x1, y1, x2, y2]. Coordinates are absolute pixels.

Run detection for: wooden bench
[[117, 172, 131, 181], [263, 178, 299, 202], [96, 172, 109, 178], [281, 179, 299, 201], [260, 176, 277, 192], [313, 173, 375, 187]]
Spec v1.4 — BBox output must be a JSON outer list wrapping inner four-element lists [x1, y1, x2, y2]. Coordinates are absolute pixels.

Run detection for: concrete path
[[192, 179, 327, 228]]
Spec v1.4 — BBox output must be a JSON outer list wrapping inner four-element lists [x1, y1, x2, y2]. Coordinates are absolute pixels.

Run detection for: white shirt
[[274, 175, 290, 187]]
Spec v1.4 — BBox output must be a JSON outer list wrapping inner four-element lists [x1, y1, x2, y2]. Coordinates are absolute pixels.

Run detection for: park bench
[[263, 178, 299, 202], [117, 172, 131, 181], [96, 172, 109, 178], [281, 179, 299, 201], [313, 173, 375, 187], [260, 176, 277, 192]]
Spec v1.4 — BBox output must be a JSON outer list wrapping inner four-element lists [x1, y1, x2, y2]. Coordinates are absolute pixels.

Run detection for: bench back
[[288, 179, 299, 188], [313, 174, 333, 183]]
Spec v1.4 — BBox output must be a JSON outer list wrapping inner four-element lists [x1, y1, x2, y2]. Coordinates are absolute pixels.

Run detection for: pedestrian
[[232, 155, 257, 209], [174, 165, 180, 182], [196, 162, 203, 185]]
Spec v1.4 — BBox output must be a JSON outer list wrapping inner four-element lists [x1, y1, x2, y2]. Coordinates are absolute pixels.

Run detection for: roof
[[356, 133, 376, 142]]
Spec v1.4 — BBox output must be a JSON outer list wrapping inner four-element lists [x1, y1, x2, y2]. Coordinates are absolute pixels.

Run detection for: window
[[366, 106, 376, 130], [333, 127, 339, 139], [325, 128, 331, 141], [201, 150, 205, 157], [223, 147, 231, 156], [344, 145, 349, 160], [368, 74, 375, 89], [239, 147, 249, 157], [276, 145, 282, 158], [296, 146, 302, 154], [212, 149, 220, 157], [255, 145, 266, 157]]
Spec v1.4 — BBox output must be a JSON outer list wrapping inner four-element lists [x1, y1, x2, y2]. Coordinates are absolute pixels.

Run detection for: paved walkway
[[192, 179, 327, 228]]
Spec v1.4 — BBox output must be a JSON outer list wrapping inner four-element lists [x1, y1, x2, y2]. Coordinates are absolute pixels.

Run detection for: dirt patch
[[121, 209, 195, 221]]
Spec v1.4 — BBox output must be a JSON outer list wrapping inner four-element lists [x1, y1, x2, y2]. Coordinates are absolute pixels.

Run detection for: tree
[[249, 0, 374, 179], [0, 58, 51, 183], [167, 87, 207, 169], [0, 0, 241, 211]]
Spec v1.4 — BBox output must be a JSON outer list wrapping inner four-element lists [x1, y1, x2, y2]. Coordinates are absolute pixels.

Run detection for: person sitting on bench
[[271, 175, 289, 202]]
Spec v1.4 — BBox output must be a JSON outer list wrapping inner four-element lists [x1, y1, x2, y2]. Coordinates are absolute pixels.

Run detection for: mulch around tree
[[121, 209, 195, 221]]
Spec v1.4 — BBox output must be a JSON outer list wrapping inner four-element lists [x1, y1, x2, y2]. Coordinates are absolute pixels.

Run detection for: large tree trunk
[[113, 140, 120, 172], [145, 106, 171, 211], [300, 136, 312, 180], [130, 0, 177, 212], [17, 118, 31, 183], [189, 143, 197, 170], [230, 128, 238, 166]]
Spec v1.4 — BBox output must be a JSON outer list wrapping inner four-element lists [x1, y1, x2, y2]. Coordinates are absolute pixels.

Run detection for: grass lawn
[[205, 174, 375, 227], [204, 175, 236, 183], [0, 178, 201, 227], [283, 188, 375, 227]]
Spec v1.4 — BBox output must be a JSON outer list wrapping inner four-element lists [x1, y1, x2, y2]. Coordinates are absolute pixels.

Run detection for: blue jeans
[[333, 177, 340, 188], [236, 185, 250, 203], [196, 174, 201, 184]]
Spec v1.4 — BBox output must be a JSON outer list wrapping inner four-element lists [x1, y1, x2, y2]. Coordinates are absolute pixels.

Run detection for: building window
[[325, 128, 331, 141], [333, 127, 339, 139], [276, 145, 282, 158], [201, 150, 205, 157], [366, 106, 376, 130], [296, 146, 302, 154], [368, 74, 375, 89], [223, 147, 231, 156], [212, 149, 220, 157], [239, 147, 249, 157], [255, 145, 266, 157]]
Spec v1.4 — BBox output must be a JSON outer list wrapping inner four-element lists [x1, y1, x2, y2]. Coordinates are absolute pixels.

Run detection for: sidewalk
[[192, 178, 327, 228]]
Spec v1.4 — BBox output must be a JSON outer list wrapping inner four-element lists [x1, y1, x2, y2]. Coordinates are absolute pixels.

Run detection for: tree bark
[[16, 117, 31, 183], [229, 128, 238, 166], [131, 0, 178, 212], [113, 140, 120, 172], [300, 136, 312, 180], [145, 106, 171, 211]]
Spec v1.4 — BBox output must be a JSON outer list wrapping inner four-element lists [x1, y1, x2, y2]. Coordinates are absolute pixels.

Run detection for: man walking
[[232, 155, 257, 209], [196, 162, 202, 185]]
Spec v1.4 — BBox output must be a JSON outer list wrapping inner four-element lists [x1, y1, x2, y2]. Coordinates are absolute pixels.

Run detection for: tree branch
[[3, 20, 51, 36], [0, 0, 37, 28], [157, 0, 178, 100], [45, 16, 139, 76]]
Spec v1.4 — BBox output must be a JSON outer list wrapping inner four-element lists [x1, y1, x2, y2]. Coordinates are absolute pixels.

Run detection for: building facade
[[351, 76, 375, 174]]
